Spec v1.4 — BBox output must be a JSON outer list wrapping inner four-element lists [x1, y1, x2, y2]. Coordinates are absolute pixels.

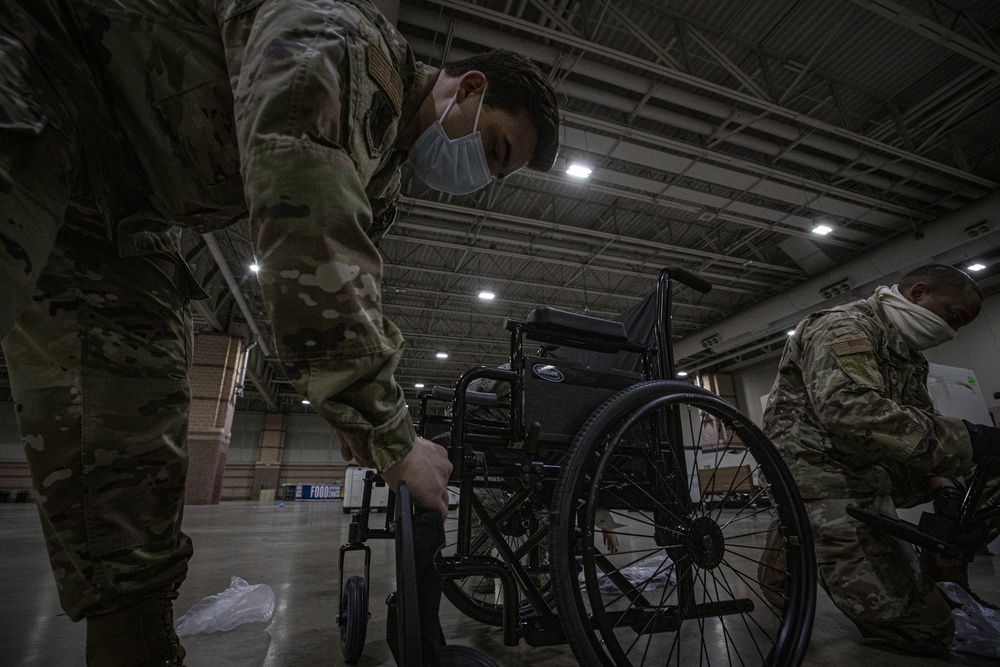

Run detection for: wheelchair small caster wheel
[[338, 575, 368, 663]]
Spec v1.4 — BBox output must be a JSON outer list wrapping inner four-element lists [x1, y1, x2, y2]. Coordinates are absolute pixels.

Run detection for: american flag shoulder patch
[[829, 338, 872, 356]]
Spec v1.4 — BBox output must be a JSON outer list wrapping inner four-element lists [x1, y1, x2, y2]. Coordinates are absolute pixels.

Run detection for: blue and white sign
[[295, 483, 342, 501]]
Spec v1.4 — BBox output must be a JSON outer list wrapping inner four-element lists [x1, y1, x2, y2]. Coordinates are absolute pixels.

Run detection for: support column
[[185, 333, 243, 505], [251, 413, 286, 500]]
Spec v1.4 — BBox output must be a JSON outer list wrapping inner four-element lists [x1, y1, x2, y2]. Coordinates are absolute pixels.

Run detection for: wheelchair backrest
[[539, 291, 658, 374]]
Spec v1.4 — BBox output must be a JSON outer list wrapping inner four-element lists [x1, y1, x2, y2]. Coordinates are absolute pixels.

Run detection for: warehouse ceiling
[[206, 0, 1000, 411], [5, 0, 998, 413]]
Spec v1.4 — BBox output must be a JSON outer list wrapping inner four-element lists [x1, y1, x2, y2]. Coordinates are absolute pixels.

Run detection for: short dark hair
[[899, 264, 983, 300], [443, 49, 560, 172]]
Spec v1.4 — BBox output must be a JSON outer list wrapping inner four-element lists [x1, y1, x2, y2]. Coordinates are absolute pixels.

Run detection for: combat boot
[[920, 548, 1000, 613], [86, 587, 186, 666]]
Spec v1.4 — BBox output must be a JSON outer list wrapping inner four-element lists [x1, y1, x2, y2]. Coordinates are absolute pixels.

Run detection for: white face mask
[[408, 87, 492, 195], [877, 285, 957, 351]]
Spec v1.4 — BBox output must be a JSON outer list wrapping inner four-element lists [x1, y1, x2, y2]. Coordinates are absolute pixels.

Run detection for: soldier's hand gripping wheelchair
[[846, 440, 1000, 559], [340, 266, 817, 666]]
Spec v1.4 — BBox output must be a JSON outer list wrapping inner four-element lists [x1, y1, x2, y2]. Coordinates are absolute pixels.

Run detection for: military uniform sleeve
[[229, 1, 414, 471], [798, 314, 972, 478]]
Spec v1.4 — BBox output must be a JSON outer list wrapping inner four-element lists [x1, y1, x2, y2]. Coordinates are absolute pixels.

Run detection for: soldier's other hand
[[335, 430, 355, 462], [963, 420, 1000, 466], [602, 530, 619, 554], [930, 483, 962, 521], [381, 436, 453, 522]]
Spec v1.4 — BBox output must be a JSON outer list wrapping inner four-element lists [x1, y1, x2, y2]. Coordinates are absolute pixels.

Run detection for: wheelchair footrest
[[845, 505, 965, 558], [521, 616, 566, 647], [609, 599, 755, 635]]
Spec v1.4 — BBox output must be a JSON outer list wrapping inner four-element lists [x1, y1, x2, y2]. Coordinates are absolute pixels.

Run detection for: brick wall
[[188, 333, 242, 437], [185, 333, 243, 505], [3, 458, 354, 502], [0, 462, 33, 502], [221, 463, 255, 500], [278, 464, 350, 487]]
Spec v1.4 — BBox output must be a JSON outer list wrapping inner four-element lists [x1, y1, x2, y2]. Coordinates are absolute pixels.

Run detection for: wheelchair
[[340, 266, 817, 666]]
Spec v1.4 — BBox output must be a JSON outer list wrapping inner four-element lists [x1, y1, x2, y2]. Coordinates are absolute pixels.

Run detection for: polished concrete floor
[[2, 500, 998, 666]]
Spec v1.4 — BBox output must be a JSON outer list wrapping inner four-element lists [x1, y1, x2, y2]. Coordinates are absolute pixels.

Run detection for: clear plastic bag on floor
[[174, 576, 275, 636], [581, 553, 676, 595], [939, 581, 1000, 658]]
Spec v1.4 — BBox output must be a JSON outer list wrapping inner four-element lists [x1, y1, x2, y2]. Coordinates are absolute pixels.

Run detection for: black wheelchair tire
[[393, 482, 423, 666], [551, 381, 816, 667], [439, 644, 503, 667], [339, 575, 368, 663]]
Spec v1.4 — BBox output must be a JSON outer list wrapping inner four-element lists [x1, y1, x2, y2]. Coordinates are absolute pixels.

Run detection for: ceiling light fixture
[[478, 290, 496, 300], [787, 330, 795, 336], [301, 399, 310, 405], [249, 263, 261, 272], [435, 352, 449, 359], [812, 224, 833, 236], [566, 163, 593, 179], [414, 383, 425, 388], [967, 263, 986, 272], [676, 371, 688, 378]]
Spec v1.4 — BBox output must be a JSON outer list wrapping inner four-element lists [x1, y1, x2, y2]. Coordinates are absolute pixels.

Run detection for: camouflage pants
[[759, 498, 953, 653], [805, 496, 959, 653], [1, 9, 195, 619], [762, 469, 1000, 654], [2, 228, 196, 621]]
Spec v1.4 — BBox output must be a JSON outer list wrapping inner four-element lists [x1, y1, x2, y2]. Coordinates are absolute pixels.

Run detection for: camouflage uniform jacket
[[17, 0, 437, 470], [763, 291, 974, 499]]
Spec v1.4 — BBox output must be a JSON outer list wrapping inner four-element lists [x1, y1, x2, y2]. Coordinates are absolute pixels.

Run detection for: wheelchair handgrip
[[668, 266, 712, 294]]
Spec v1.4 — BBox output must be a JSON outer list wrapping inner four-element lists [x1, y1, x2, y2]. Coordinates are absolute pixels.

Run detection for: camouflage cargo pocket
[[75, 248, 193, 557], [80, 375, 190, 558], [152, 79, 244, 217]]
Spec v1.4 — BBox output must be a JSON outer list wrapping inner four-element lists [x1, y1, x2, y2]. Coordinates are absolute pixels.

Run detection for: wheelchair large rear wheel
[[551, 381, 815, 666]]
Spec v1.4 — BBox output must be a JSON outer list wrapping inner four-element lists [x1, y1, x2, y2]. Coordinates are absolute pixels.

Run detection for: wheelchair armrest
[[524, 308, 628, 343], [432, 385, 499, 407], [537, 342, 561, 356]]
